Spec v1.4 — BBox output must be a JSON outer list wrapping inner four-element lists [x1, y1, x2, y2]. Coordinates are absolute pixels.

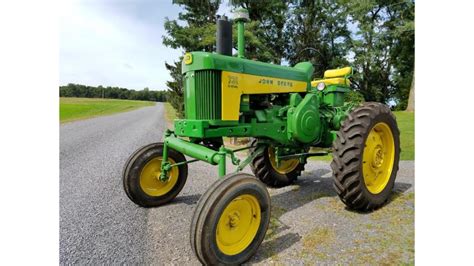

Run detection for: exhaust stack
[[216, 15, 232, 56]]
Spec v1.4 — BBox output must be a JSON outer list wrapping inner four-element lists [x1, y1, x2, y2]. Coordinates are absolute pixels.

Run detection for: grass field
[[163, 105, 414, 161], [394, 111, 415, 160], [60, 97, 155, 123], [164, 102, 177, 128]]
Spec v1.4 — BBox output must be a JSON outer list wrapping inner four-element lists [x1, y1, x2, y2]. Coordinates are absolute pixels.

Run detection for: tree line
[[163, 0, 414, 117], [59, 83, 168, 102]]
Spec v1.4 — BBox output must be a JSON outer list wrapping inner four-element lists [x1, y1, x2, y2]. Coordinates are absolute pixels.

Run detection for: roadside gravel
[[60, 103, 414, 265]]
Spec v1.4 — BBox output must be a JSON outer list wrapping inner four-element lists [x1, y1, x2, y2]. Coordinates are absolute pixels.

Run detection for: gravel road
[[60, 103, 414, 265]]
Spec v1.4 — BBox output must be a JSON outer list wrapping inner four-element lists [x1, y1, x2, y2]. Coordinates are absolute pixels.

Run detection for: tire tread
[[330, 102, 400, 211]]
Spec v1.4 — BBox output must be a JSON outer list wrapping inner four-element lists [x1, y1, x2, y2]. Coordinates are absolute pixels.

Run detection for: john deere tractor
[[123, 8, 400, 265]]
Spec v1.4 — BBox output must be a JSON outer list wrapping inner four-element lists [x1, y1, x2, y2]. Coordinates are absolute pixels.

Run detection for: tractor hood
[[182, 52, 314, 82]]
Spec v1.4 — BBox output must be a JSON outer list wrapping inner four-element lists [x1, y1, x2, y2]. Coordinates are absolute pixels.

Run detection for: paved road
[[60, 104, 167, 264], [60, 103, 414, 264]]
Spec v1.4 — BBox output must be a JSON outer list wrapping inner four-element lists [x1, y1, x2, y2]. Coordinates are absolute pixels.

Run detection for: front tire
[[123, 142, 188, 207], [190, 173, 271, 265], [331, 102, 400, 211]]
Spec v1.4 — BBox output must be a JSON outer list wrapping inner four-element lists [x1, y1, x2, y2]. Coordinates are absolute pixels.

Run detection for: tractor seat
[[311, 66, 352, 87], [324, 67, 352, 78], [311, 78, 350, 87]]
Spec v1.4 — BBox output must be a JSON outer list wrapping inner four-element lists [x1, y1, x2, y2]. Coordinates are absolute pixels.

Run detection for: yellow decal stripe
[[221, 71, 308, 121]]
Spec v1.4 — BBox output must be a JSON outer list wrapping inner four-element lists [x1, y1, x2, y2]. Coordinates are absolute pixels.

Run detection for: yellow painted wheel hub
[[362, 122, 395, 194], [139, 157, 179, 196], [216, 194, 261, 256], [268, 147, 299, 174]]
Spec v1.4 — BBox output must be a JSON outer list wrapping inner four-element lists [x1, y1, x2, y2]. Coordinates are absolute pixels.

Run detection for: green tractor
[[123, 8, 400, 265]]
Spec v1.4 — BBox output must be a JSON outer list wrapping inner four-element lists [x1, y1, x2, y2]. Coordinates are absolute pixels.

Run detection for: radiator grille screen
[[194, 70, 221, 120]]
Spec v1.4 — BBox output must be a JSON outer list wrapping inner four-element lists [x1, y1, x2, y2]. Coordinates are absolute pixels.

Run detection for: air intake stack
[[233, 8, 249, 58]]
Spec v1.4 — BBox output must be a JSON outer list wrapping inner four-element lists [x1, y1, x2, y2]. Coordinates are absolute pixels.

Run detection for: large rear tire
[[250, 140, 305, 187], [331, 102, 400, 211], [190, 173, 271, 265], [123, 142, 188, 207]]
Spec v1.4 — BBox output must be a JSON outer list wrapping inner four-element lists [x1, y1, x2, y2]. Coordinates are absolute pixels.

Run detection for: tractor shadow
[[251, 168, 412, 262], [247, 232, 301, 264], [170, 194, 202, 205], [249, 169, 335, 263]]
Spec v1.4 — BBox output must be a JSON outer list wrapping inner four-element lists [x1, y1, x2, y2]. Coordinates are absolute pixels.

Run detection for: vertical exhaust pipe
[[216, 15, 232, 56]]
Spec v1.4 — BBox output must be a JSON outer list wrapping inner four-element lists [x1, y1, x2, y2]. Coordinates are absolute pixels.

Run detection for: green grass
[[299, 192, 414, 264], [394, 111, 414, 160], [301, 227, 335, 260], [350, 192, 415, 265], [164, 102, 177, 128], [310, 111, 415, 161], [60, 97, 154, 123]]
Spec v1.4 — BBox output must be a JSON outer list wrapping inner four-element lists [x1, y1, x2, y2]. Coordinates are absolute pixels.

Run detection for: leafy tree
[[163, 0, 221, 116], [229, 0, 290, 64], [162, 0, 414, 110], [388, 0, 415, 110], [341, 0, 414, 105], [285, 0, 351, 78], [163, 0, 221, 53], [165, 60, 185, 118], [59, 84, 168, 102]]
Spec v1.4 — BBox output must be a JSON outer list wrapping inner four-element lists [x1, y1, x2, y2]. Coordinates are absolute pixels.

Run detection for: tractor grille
[[194, 70, 221, 120]]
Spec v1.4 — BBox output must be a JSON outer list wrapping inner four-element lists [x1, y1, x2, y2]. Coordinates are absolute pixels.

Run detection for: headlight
[[317, 82, 325, 91]]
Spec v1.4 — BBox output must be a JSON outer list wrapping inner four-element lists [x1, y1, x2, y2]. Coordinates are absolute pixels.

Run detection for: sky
[[60, 0, 232, 91]]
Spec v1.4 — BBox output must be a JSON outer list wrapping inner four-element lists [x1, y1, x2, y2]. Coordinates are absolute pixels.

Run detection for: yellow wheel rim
[[362, 122, 395, 194], [216, 194, 261, 256], [139, 157, 179, 197], [268, 147, 299, 174]]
